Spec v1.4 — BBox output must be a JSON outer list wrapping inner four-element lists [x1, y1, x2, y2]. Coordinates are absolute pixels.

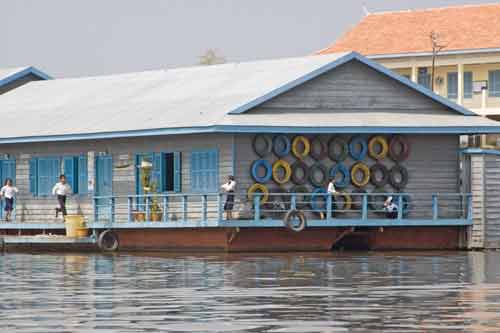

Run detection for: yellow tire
[[292, 136, 310, 160], [272, 159, 292, 185], [247, 183, 269, 204], [351, 162, 370, 188], [368, 136, 389, 160], [335, 192, 353, 211]]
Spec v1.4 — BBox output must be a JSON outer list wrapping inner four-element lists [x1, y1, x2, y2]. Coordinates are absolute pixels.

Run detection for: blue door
[[95, 156, 113, 222], [0, 160, 15, 219]]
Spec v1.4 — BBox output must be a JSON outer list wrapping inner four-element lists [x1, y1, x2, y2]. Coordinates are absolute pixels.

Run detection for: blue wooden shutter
[[207, 150, 218, 192], [63, 156, 77, 193], [490, 71, 500, 97], [191, 150, 218, 192], [29, 158, 38, 195], [173, 152, 181, 193], [190, 152, 199, 192], [38, 158, 52, 195], [447, 72, 458, 99], [152, 153, 162, 193], [78, 155, 88, 194], [1, 160, 16, 185], [464, 72, 473, 99]]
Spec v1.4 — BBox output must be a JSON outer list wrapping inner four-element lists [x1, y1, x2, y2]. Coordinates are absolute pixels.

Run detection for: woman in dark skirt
[[221, 175, 236, 220]]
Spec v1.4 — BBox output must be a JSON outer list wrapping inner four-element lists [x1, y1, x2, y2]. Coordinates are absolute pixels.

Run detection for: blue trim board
[[0, 66, 52, 87], [461, 148, 500, 156], [2, 125, 500, 144], [228, 52, 475, 116]]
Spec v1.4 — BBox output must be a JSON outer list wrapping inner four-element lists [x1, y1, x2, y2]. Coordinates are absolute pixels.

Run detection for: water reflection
[[0, 251, 499, 332]]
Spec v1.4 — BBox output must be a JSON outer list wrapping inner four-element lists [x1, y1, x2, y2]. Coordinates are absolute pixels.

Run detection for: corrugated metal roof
[[0, 52, 498, 143]]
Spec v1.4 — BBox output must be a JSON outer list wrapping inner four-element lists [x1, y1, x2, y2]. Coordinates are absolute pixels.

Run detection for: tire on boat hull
[[283, 209, 307, 233], [98, 229, 119, 252]]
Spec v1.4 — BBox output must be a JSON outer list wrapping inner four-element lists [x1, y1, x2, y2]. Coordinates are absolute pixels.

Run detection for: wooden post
[[202, 194, 208, 222], [397, 195, 403, 220], [291, 193, 297, 210], [326, 194, 332, 221], [127, 196, 132, 223], [93, 197, 99, 223], [432, 194, 438, 220], [217, 193, 223, 222], [182, 195, 188, 222], [467, 194, 473, 221], [362, 194, 368, 220], [162, 195, 168, 223], [254, 194, 260, 223], [110, 197, 115, 224], [145, 196, 151, 222]]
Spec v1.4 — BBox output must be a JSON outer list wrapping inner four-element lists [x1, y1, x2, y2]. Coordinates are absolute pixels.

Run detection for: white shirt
[[385, 203, 398, 212], [52, 182, 72, 196], [221, 180, 236, 192], [327, 182, 336, 194], [0, 185, 18, 199]]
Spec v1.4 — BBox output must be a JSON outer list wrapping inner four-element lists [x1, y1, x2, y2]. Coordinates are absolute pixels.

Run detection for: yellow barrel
[[65, 215, 88, 238]]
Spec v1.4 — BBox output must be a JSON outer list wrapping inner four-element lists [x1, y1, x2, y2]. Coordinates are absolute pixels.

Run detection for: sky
[[1, 0, 495, 78]]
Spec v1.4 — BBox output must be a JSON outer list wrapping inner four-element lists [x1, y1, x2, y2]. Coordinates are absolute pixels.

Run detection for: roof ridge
[[368, 2, 500, 16]]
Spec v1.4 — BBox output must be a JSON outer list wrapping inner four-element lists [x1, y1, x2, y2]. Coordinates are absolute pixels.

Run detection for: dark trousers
[[57, 195, 67, 216]]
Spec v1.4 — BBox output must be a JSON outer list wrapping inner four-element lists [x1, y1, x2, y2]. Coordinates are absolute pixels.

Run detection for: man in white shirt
[[384, 196, 398, 219], [52, 175, 72, 218], [325, 178, 336, 219], [0, 178, 18, 222], [221, 175, 236, 220]]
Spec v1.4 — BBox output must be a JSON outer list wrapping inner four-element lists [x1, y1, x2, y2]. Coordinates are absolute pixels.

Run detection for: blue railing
[[91, 192, 473, 228]]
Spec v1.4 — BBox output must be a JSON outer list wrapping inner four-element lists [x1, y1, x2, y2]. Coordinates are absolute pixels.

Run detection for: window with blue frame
[[490, 70, 500, 97], [190, 149, 218, 193], [417, 67, 431, 89], [29, 155, 88, 196], [464, 72, 473, 99], [447, 72, 473, 99], [136, 152, 181, 194]]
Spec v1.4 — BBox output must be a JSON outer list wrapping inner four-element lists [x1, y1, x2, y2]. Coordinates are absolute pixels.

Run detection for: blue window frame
[[30, 155, 88, 196], [418, 67, 430, 89], [136, 152, 181, 194], [490, 70, 500, 97], [464, 72, 473, 99], [190, 149, 218, 193]]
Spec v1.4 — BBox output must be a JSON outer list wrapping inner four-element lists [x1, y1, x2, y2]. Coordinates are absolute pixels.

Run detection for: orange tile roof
[[318, 3, 500, 56]]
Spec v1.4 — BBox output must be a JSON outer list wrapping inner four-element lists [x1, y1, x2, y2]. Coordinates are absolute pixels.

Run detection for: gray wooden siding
[[0, 134, 233, 223], [469, 155, 485, 249], [234, 134, 460, 218], [483, 155, 500, 249], [257, 60, 456, 114]]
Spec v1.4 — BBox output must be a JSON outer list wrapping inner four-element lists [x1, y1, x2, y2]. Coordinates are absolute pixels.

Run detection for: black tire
[[264, 187, 290, 218], [351, 189, 367, 210], [310, 137, 327, 161], [252, 134, 273, 158], [369, 188, 387, 215], [291, 161, 309, 185], [98, 229, 119, 252], [389, 164, 409, 190], [328, 137, 348, 162], [389, 135, 410, 162], [309, 163, 328, 188], [283, 209, 307, 232], [291, 185, 310, 210], [370, 163, 389, 187]]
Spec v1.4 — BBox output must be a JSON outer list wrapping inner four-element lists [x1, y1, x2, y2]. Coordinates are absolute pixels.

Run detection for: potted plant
[[137, 158, 163, 222]]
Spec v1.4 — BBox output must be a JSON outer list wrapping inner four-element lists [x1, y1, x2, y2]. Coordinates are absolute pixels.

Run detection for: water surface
[[1, 251, 499, 332]]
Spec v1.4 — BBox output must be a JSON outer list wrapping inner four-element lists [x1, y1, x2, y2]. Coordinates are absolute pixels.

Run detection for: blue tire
[[310, 188, 329, 213], [329, 163, 350, 188], [273, 135, 291, 157], [349, 136, 368, 161], [251, 159, 272, 183]]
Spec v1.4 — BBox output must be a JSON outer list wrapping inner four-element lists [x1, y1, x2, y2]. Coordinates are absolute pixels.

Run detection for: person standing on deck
[[221, 175, 236, 220], [0, 178, 18, 222], [384, 196, 398, 219], [52, 175, 72, 218], [325, 178, 336, 219]]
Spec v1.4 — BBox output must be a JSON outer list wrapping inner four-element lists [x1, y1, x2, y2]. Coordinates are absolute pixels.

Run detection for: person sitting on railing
[[221, 175, 236, 220], [384, 196, 398, 219]]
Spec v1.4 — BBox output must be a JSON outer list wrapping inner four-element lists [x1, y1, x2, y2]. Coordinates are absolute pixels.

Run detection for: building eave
[[0, 66, 52, 87], [367, 47, 500, 59]]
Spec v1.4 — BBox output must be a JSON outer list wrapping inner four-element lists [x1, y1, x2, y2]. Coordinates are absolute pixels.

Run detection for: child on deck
[[0, 178, 18, 222], [221, 175, 236, 220], [52, 175, 72, 218]]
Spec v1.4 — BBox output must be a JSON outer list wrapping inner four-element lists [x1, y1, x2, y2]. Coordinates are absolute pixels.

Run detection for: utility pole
[[429, 31, 446, 91]]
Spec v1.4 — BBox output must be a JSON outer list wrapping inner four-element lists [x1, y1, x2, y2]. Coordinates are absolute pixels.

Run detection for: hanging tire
[[328, 137, 348, 162], [283, 209, 307, 232], [329, 163, 350, 188], [253, 134, 273, 158], [291, 185, 310, 209], [309, 163, 328, 188], [273, 135, 291, 157], [389, 164, 409, 190], [98, 230, 119, 252], [251, 159, 272, 183], [349, 136, 368, 161], [351, 189, 367, 210], [272, 159, 292, 185], [368, 136, 389, 160], [351, 162, 370, 188], [247, 183, 270, 204], [334, 191, 353, 212], [291, 161, 309, 185], [292, 136, 311, 160], [310, 137, 327, 161], [369, 187, 387, 214], [370, 163, 389, 187], [310, 187, 329, 213], [389, 135, 410, 162], [265, 187, 291, 217]]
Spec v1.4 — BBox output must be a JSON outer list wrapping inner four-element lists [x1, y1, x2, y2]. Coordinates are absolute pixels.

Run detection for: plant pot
[[150, 212, 163, 222], [132, 211, 146, 222]]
